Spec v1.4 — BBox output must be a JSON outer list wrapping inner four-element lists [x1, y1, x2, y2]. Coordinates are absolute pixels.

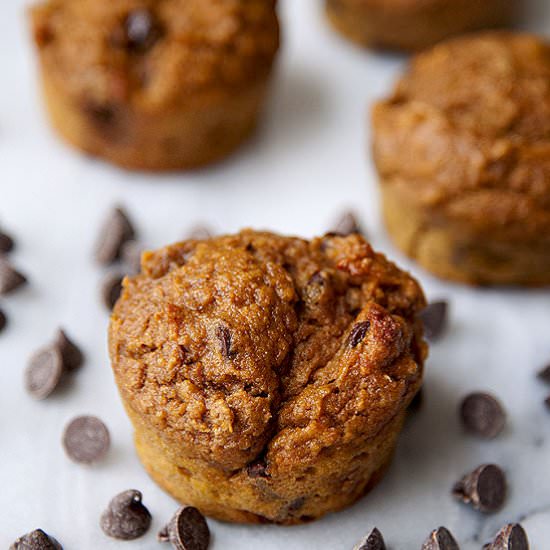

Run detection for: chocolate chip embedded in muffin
[[29, 0, 280, 171], [325, 0, 516, 51], [109, 229, 427, 524], [372, 32, 550, 286]]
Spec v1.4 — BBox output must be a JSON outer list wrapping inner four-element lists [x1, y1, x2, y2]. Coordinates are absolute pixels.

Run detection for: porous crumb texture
[[29, 0, 280, 170], [373, 32, 550, 286], [325, 0, 514, 51], [109, 230, 427, 524]]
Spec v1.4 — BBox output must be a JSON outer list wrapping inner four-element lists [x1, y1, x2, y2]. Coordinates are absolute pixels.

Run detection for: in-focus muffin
[[325, 0, 515, 51], [29, 0, 279, 171], [373, 32, 550, 286], [109, 229, 427, 524]]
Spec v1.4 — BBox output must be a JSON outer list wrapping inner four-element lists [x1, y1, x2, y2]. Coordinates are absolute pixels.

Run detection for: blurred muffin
[[373, 32, 550, 286], [30, 0, 280, 170], [109, 229, 427, 524], [325, 0, 515, 51]]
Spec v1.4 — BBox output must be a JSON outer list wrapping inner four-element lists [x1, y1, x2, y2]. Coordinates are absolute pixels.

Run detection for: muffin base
[[40, 74, 271, 171], [130, 406, 407, 524], [325, 0, 515, 51], [382, 185, 550, 286]]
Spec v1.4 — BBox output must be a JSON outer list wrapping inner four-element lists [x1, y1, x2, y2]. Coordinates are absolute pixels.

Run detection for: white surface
[[2, 1, 550, 548]]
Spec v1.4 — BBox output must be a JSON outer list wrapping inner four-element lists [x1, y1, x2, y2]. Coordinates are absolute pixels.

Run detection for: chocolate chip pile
[[8, 209, 544, 548]]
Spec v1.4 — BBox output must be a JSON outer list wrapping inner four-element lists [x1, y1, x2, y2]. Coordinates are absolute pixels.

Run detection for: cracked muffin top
[[373, 32, 550, 241], [30, 0, 279, 108], [109, 230, 426, 474]]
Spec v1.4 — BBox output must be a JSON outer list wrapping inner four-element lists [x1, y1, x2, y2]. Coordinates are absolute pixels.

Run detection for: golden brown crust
[[325, 0, 515, 51], [373, 32, 550, 286], [29, 0, 279, 170], [109, 230, 427, 523]]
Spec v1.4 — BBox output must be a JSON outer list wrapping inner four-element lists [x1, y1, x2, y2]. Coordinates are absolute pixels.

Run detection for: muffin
[[372, 32, 550, 286], [325, 0, 515, 51], [109, 230, 427, 524], [29, 0, 279, 171]]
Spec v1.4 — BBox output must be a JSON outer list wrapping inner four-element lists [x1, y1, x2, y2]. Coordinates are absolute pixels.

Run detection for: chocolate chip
[[187, 224, 213, 240], [216, 325, 232, 358], [452, 464, 507, 513], [84, 102, 117, 129], [246, 456, 269, 478], [120, 240, 144, 274], [158, 506, 210, 550], [460, 392, 506, 438], [10, 528, 62, 550], [349, 321, 371, 347], [0, 259, 27, 295], [100, 489, 152, 540], [0, 229, 14, 253], [422, 527, 459, 550], [55, 329, 84, 371], [62, 415, 110, 464], [420, 300, 448, 341], [0, 308, 6, 333], [101, 272, 124, 311], [353, 527, 386, 550], [483, 523, 529, 550], [94, 206, 136, 266], [331, 211, 363, 236], [125, 9, 162, 52], [537, 364, 550, 384], [24, 347, 64, 400], [545, 395, 550, 411]]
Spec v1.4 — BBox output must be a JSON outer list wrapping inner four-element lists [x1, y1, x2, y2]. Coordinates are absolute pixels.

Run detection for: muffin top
[[109, 230, 426, 474], [30, 0, 279, 109], [373, 32, 550, 240]]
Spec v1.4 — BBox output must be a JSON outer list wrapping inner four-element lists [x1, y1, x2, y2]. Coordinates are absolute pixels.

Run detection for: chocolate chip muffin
[[29, 0, 279, 171], [372, 32, 550, 286], [109, 230, 427, 524], [325, 0, 515, 51]]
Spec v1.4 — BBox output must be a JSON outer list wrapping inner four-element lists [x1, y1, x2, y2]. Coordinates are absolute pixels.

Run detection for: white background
[[2, 1, 550, 548]]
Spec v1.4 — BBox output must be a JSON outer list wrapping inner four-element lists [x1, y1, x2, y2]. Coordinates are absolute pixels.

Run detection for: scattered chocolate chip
[[537, 364, 550, 384], [120, 240, 144, 274], [331, 210, 363, 236], [94, 206, 136, 266], [55, 328, 84, 371], [353, 527, 386, 550], [0, 229, 15, 253], [460, 392, 506, 438], [187, 224, 213, 240], [422, 527, 459, 550], [0, 308, 6, 333], [24, 346, 64, 400], [10, 528, 62, 550], [125, 9, 162, 52], [349, 321, 371, 347], [100, 489, 152, 540], [420, 300, 448, 341], [452, 464, 507, 513], [246, 456, 269, 478], [0, 259, 27, 295], [545, 395, 550, 411], [101, 272, 124, 311], [483, 523, 529, 550], [62, 415, 110, 464], [158, 506, 210, 550], [216, 325, 232, 358]]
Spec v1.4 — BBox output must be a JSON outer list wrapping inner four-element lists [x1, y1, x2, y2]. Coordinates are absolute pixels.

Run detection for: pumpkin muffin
[[29, 0, 280, 171], [325, 0, 515, 51], [372, 32, 550, 286], [108, 229, 427, 524]]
